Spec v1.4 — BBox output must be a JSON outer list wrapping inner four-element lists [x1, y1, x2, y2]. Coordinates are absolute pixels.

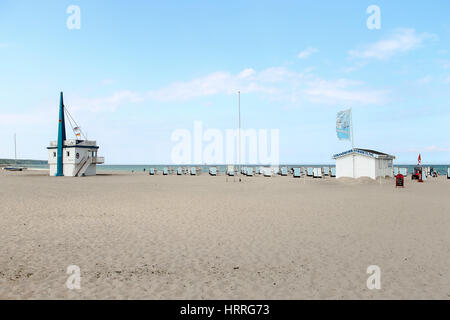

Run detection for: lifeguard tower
[[47, 92, 104, 177]]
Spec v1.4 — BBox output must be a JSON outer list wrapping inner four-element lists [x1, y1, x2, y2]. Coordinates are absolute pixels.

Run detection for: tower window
[[53, 152, 56, 157], [67, 151, 70, 157]]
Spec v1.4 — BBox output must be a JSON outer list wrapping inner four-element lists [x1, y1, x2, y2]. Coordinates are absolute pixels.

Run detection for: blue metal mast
[[56, 92, 66, 176]]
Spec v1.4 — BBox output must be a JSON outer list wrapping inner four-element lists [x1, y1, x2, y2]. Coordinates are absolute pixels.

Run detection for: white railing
[[49, 140, 98, 147], [94, 157, 105, 164]]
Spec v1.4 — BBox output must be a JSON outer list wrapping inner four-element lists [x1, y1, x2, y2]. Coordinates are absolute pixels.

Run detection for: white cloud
[[72, 90, 144, 112], [303, 79, 387, 105], [0, 107, 54, 126], [63, 67, 387, 113], [237, 68, 256, 79], [402, 145, 450, 153], [341, 61, 368, 73], [348, 28, 436, 60], [100, 79, 115, 85], [438, 59, 450, 69], [146, 71, 239, 101], [425, 146, 450, 152], [298, 47, 319, 59], [145, 67, 294, 102], [417, 75, 433, 84], [145, 67, 387, 106], [0, 113, 49, 126]]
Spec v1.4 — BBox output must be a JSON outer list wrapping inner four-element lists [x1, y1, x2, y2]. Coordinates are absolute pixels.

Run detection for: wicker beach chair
[[263, 167, 272, 177], [313, 167, 323, 178], [330, 167, 336, 177]]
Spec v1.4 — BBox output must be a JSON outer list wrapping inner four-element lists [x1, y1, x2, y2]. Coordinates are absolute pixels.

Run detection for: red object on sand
[[396, 174, 404, 188]]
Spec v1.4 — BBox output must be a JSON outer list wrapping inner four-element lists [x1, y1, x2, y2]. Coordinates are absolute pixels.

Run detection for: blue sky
[[1, 0, 450, 164]]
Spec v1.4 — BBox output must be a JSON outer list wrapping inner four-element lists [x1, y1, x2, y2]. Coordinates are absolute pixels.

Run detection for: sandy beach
[[0, 169, 449, 299]]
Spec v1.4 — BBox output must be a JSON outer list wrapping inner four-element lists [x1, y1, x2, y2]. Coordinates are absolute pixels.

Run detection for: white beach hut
[[333, 148, 395, 180]]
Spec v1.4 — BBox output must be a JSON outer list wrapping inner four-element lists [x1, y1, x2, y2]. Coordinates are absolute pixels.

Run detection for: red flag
[[418, 154, 421, 165]]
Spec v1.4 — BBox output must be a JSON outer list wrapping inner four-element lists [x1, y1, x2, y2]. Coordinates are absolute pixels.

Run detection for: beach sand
[[1, 170, 449, 299]]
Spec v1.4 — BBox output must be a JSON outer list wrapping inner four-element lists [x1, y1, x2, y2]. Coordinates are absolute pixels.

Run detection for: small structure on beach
[[47, 92, 104, 177], [330, 167, 336, 177], [263, 167, 272, 177], [333, 148, 395, 179], [209, 167, 217, 176], [313, 167, 323, 178]]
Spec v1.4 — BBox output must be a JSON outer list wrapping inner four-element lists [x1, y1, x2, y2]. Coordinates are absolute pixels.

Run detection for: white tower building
[[47, 139, 104, 176]]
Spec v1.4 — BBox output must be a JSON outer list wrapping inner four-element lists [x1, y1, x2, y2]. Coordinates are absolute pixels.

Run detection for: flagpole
[[350, 108, 355, 178], [14, 133, 17, 166], [237, 91, 241, 182], [350, 107, 354, 150]]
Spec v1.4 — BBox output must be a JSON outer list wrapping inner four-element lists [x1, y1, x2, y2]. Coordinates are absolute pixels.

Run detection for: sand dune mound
[[336, 176, 378, 184]]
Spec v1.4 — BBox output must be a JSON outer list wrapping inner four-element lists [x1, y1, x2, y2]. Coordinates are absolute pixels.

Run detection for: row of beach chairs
[[147, 166, 338, 178], [148, 167, 200, 176], [291, 167, 336, 178], [148, 166, 450, 179], [301, 167, 336, 178], [231, 166, 336, 178], [394, 167, 450, 179], [394, 167, 408, 176]]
